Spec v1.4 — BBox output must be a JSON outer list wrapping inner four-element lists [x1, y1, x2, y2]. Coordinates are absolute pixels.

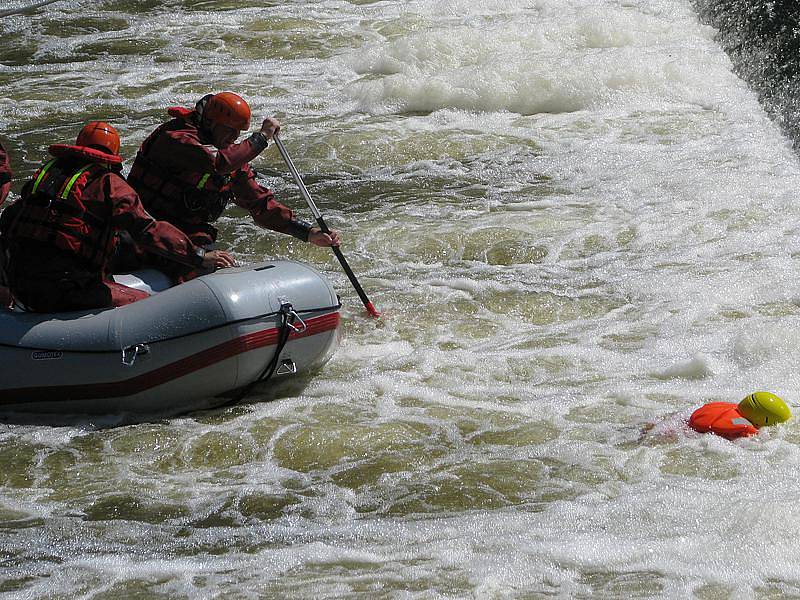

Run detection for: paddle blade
[[365, 301, 381, 318]]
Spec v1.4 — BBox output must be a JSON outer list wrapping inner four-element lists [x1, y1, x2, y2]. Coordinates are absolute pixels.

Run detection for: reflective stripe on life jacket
[[688, 402, 759, 440], [127, 119, 232, 224], [31, 159, 95, 199], [4, 158, 114, 269]]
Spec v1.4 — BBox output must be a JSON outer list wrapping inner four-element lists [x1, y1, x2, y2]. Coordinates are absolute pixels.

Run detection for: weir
[[693, 0, 800, 149]]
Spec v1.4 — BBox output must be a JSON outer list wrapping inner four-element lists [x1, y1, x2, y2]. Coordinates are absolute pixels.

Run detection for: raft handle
[[121, 343, 150, 367], [287, 309, 307, 334], [278, 298, 307, 333]]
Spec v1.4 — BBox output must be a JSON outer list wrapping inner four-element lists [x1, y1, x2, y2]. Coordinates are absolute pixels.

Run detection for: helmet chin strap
[[193, 94, 215, 140], [194, 94, 213, 117]]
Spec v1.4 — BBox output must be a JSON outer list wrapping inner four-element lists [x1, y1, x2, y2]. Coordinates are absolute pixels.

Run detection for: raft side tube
[[0, 260, 342, 416]]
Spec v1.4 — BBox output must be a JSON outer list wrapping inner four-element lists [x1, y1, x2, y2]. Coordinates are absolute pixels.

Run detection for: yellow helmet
[[738, 392, 791, 427]]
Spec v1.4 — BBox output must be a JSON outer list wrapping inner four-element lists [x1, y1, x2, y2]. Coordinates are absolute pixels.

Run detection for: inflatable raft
[[0, 260, 341, 416]]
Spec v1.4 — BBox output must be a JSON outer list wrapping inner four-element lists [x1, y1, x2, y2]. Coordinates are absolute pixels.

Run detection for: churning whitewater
[[2, 0, 800, 597]]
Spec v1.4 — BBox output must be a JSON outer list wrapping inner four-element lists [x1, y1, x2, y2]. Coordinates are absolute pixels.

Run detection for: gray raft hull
[[0, 260, 341, 416]]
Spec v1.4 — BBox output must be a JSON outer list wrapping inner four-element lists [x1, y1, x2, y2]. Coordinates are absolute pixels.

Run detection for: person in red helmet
[[0, 122, 226, 312], [0, 141, 12, 205], [124, 91, 340, 282]]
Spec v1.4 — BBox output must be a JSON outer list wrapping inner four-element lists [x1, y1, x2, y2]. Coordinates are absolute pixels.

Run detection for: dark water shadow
[[0, 371, 317, 429]]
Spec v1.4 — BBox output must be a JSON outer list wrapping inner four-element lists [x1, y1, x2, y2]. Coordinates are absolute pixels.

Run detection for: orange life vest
[[688, 402, 758, 439]]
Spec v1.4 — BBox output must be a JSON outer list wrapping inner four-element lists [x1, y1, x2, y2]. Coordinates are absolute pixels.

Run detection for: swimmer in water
[[640, 391, 791, 441], [687, 391, 790, 440]]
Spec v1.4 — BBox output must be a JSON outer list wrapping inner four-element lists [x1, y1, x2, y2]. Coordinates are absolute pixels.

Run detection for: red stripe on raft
[[0, 312, 340, 404]]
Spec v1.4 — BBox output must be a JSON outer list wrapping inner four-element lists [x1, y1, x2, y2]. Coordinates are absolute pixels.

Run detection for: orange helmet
[[76, 121, 121, 155], [203, 92, 251, 131]]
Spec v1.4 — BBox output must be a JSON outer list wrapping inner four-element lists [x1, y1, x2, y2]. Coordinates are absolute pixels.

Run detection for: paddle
[[273, 134, 380, 318]]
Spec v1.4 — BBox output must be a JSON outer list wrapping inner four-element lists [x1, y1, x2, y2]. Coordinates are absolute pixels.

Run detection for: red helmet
[[76, 121, 120, 155], [203, 92, 251, 131]]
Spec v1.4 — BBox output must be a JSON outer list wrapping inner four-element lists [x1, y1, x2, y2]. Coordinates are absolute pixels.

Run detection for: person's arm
[[151, 118, 280, 176], [216, 136, 267, 174], [151, 128, 264, 179], [231, 166, 342, 246], [229, 165, 314, 240], [106, 174, 225, 268], [215, 117, 281, 174]]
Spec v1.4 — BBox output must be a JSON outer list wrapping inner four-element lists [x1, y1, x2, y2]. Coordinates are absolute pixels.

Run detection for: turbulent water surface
[[3, 0, 800, 597]]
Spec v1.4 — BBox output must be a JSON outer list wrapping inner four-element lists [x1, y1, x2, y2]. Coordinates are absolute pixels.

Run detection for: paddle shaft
[[273, 135, 379, 317]]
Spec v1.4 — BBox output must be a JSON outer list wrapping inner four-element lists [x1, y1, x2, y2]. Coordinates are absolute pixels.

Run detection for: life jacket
[[127, 107, 234, 225], [2, 145, 121, 270], [688, 402, 759, 440]]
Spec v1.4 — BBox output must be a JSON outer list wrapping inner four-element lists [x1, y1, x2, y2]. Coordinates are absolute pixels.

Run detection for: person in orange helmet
[[639, 391, 792, 442], [0, 122, 225, 312], [688, 392, 791, 440], [123, 91, 340, 282], [0, 141, 12, 205]]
